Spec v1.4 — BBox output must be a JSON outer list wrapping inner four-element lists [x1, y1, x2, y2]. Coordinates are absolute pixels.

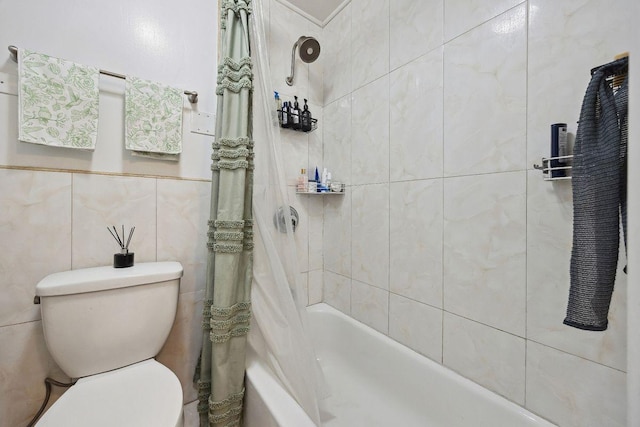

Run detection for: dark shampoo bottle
[[301, 99, 312, 132]]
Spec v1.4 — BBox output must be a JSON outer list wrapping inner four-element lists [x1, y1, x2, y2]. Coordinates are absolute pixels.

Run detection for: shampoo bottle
[[301, 99, 312, 132], [292, 96, 301, 130], [281, 101, 291, 128], [274, 91, 282, 125]]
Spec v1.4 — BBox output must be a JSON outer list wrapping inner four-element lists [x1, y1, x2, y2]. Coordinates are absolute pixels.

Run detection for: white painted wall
[[0, 0, 218, 180]]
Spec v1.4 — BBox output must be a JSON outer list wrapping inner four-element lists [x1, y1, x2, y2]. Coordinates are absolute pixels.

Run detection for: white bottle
[[297, 168, 308, 192]]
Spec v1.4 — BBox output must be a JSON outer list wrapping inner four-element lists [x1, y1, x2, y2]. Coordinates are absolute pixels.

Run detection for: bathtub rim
[[307, 302, 556, 426], [245, 302, 556, 427], [245, 345, 317, 426]]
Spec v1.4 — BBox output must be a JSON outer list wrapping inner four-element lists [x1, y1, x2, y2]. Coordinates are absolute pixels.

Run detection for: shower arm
[[285, 40, 300, 86]]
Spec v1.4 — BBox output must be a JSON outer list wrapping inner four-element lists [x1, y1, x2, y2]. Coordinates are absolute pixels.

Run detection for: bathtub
[[244, 303, 556, 427]]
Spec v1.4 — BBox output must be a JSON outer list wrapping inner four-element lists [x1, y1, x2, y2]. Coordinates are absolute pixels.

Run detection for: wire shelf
[[277, 109, 317, 132]]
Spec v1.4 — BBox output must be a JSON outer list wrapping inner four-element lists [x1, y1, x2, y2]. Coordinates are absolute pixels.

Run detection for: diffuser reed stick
[[107, 225, 135, 254]]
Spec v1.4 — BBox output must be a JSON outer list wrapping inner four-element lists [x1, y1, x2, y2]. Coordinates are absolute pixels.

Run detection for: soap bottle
[[308, 168, 317, 193], [274, 91, 282, 125], [292, 96, 301, 130], [320, 168, 329, 192], [297, 168, 308, 192], [281, 101, 291, 128], [314, 167, 320, 192], [301, 99, 312, 132], [550, 123, 567, 178]]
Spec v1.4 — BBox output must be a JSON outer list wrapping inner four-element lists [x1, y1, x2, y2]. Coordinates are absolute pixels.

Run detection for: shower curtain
[[197, 0, 325, 425], [197, 1, 254, 426]]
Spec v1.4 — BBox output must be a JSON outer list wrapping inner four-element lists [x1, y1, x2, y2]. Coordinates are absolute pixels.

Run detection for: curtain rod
[[7, 45, 198, 103]]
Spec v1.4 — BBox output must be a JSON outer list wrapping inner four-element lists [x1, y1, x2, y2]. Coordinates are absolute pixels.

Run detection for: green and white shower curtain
[[197, 1, 254, 426]]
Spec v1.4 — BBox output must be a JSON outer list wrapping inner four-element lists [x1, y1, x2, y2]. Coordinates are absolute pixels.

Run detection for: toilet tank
[[35, 262, 183, 379]]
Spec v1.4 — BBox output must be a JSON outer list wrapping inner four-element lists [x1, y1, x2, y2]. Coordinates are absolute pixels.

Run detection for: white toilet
[[34, 261, 185, 427]]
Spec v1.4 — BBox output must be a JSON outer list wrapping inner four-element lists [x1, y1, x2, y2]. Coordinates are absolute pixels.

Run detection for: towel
[[18, 49, 100, 149], [125, 76, 183, 160], [564, 57, 628, 331]]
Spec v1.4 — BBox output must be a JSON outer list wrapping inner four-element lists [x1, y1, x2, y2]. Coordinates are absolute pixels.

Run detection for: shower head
[[286, 36, 321, 86]]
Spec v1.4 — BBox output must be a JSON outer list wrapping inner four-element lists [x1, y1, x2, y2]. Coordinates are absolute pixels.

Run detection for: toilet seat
[[36, 359, 183, 427]]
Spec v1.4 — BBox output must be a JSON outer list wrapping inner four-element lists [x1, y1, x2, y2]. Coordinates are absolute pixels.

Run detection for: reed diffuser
[[108, 225, 135, 268]]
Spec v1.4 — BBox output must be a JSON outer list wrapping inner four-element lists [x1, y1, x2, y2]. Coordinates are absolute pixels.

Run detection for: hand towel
[[18, 49, 100, 149], [564, 57, 628, 331], [125, 76, 183, 160]]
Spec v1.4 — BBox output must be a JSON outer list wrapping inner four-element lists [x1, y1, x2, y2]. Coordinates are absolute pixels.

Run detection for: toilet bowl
[[34, 262, 184, 426], [36, 360, 183, 427]]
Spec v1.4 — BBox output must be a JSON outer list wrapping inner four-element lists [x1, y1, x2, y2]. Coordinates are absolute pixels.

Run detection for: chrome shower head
[[286, 36, 321, 86]]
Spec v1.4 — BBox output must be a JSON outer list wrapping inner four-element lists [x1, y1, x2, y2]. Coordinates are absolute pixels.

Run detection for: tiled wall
[[0, 169, 210, 426], [265, 0, 325, 303], [321, 1, 630, 426]]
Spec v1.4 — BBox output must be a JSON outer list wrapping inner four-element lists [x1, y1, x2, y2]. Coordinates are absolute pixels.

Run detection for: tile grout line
[[441, 0, 446, 365], [387, 0, 391, 336], [524, 0, 530, 408], [70, 173, 75, 270]]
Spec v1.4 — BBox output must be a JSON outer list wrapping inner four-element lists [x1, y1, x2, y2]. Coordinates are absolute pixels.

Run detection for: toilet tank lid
[[36, 262, 183, 297]]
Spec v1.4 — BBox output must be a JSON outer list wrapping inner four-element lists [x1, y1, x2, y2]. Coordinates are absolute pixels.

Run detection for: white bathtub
[[244, 303, 556, 427]]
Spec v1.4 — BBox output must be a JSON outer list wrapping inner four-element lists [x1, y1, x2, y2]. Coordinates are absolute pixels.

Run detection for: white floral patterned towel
[[18, 49, 100, 150], [125, 76, 183, 159]]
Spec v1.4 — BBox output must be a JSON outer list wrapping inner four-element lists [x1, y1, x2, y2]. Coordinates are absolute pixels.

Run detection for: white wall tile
[[390, 0, 443, 70], [526, 341, 626, 427], [390, 179, 443, 308], [323, 95, 352, 186], [443, 5, 527, 177], [307, 195, 324, 271], [351, 0, 389, 90], [308, 100, 324, 172], [270, 0, 312, 99], [526, 0, 632, 167], [526, 171, 627, 370], [351, 183, 389, 291], [390, 48, 444, 181], [157, 290, 204, 404], [288, 187, 310, 272], [323, 271, 351, 314], [157, 179, 211, 295], [306, 25, 324, 107], [443, 312, 526, 405], [297, 271, 309, 307], [0, 169, 71, 327], [72, 174, 157, 269], [324, 190, 351, 276], [322, 4, 352, 105], [444, 0, 524, 41], [351, 76, 389, 185], [351, 280, 389, 334], [308, 269, 323, 305], [280, 125, 310, 187], [443, 172, 526, 336], [389, 294, 443, 363], [0, 321, 61, 427]]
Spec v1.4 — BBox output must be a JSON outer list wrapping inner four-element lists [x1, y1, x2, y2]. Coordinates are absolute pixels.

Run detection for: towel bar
[[8, 45, 198, 104]]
